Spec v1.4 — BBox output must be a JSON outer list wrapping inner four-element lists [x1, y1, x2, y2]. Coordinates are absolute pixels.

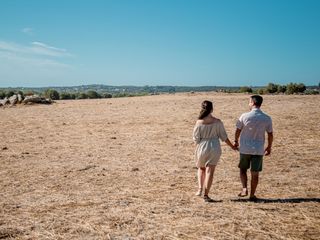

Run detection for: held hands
[[226, 139, 238, 151], [231, 141, 239, 151], [265, 146, 272, 156], [231, 144, 238, 151]]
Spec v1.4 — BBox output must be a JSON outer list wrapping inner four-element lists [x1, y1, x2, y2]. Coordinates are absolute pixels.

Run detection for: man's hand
[[265, 146, 272, 156], [265, 132, 273, 156]]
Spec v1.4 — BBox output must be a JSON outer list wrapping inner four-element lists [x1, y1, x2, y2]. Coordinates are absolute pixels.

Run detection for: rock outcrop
[[0, 94, 53, 107]]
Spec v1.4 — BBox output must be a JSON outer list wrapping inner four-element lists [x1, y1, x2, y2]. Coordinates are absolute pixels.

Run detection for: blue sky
[[0, 0, 319, 87]]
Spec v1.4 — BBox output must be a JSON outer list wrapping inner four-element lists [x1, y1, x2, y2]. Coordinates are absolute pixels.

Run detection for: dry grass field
[[0, 93, 319, 240]]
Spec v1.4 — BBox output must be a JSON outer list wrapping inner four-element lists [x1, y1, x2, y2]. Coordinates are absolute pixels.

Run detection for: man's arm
[[234, 128, 241, 148], [265, 132, 273, 156]]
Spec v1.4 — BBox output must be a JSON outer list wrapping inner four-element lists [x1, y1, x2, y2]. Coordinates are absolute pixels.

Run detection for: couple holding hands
[[193, 95, 273, 202]]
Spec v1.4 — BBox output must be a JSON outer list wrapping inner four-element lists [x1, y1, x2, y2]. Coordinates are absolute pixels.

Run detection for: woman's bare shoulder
[[195, 119, 204, 125]]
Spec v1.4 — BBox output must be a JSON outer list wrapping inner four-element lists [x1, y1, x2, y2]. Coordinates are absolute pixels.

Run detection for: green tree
[[102, 92, 112, 98], [60, 92, 72, 100], [77, 92, 88, 99], [6, 90, 15, 98], [0, 90, 6, 99], [286, 82, 306, 94], [257, 88, 266, 95], [87, 90, 101, 99], [277, 85, 287, 93], [266, 83, 278, 93], [296, 83, 306, 93], [44, 89, 60, 100]]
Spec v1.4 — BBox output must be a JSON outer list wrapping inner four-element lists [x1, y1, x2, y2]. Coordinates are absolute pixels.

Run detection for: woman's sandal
[[203, 195, 214, 202], [195, 188, 202, 196], [238, 189, 248, 197]]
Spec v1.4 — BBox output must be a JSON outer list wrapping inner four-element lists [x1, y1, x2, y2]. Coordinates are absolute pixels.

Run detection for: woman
[[193, 100, 237, 202]]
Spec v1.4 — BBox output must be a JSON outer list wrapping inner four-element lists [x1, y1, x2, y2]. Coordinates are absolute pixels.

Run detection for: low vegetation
[[0, 82, 319, 101]]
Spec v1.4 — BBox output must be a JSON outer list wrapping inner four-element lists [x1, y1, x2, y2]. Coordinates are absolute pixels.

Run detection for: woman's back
[[193, 117, 227, 143]]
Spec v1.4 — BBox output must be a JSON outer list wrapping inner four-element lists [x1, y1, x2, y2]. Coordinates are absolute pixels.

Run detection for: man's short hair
[[251, 95, 263, 107]]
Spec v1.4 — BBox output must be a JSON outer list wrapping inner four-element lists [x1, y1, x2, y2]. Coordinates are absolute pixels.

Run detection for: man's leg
[[238, 154, 250, 197], [249, 155, 263, 199], [250, 171, 259, 198]]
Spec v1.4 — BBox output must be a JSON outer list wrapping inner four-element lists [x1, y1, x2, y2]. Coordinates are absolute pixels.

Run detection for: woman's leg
[[204, 165, 216, 196], [196, 167, 206, 195]]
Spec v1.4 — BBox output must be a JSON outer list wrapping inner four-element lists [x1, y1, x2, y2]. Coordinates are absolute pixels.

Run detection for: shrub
[[60, 92, 72, 100], [286, 83, 306, 94], [239, 86, 253, 93], [44, 89, 60, 100], [266, 83, 278, 93], [6, 91, 15, 98], [0, 90, 6, 99], [87, 90, 101, 99], [257, 88, 266, 95], [277, 85, 287, 93], [102, 93, 112, 98], [77, 92, 88, 99]]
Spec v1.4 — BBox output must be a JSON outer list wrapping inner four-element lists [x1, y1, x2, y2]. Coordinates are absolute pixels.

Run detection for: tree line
[[0, 89, 149, 100], [239, 82, 319, 95], [0, 82, 319, 100]]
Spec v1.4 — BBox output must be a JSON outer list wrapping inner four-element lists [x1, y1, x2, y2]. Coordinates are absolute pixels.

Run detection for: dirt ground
[[0, 92, 319, 239]]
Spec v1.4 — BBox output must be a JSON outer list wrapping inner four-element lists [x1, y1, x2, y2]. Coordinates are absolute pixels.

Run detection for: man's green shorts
[[239, 154, 263, 172]]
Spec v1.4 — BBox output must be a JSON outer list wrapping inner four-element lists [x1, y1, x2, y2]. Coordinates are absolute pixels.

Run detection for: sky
[[0, 0, 319, 87]]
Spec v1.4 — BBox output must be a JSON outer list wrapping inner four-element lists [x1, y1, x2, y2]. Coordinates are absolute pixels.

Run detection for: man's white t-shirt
[[236, 108, 273, 155]]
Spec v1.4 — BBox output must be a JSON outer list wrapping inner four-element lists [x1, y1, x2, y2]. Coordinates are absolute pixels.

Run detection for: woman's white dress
[[193, 120, 228, 168]]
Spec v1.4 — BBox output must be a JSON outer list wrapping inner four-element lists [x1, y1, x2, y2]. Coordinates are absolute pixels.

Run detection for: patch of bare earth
[[0, 93, 319, 239]]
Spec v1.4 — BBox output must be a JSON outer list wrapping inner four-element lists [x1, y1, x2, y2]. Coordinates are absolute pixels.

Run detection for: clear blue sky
[[0, 0, 319, 87]]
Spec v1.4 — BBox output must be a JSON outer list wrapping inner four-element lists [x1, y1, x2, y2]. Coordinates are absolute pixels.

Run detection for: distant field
[[0, 93, 319, 239]]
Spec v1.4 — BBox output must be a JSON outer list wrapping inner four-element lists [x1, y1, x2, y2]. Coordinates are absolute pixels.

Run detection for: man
[[234, 95, 273, 201]]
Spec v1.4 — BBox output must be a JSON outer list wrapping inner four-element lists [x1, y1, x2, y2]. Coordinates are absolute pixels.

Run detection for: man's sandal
[[249, 196, 258, 202], [204, 195, 215, 202]]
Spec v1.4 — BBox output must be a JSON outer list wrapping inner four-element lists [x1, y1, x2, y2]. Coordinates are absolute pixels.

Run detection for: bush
[[239, 86, 253, 93], [257, 88, 266, 95], [60, 92, 73, 100], [77, 92, 88, 99], [102, 93, 112, 98], [0, 90, 6, 99], [6, 91, 15, 98], [277, 85, 287, 93], [286, 83, 306, 94], [87, 90, 101, 99], [44, 89, 60, 100], [266, 83, 278, 93], [113, 93, 133, 98]]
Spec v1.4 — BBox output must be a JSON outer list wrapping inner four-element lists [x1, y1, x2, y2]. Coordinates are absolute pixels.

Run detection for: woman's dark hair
[[198, 100, 213, 119]]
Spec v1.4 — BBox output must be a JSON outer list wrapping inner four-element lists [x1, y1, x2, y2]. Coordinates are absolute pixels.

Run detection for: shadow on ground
[[231, 198, 320, 203]]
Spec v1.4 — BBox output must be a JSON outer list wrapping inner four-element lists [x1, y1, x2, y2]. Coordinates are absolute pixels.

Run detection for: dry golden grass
[[0, 93, 319, 239]]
